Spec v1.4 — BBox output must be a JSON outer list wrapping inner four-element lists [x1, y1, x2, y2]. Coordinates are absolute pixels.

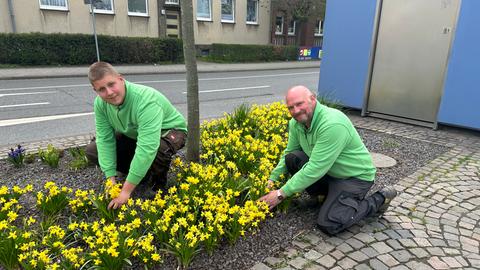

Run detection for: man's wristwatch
[[276, 190, 285, 201]]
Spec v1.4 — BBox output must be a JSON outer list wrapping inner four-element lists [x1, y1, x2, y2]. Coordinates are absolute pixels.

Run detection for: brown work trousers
[[86, 129, 186, 190]]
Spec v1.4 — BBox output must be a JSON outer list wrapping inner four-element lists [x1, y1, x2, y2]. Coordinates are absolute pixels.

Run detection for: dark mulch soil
[[0, 128, 449, 270]]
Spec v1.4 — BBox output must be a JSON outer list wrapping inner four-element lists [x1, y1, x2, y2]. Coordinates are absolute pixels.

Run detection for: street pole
[[88, 0, 100, 62], [7, 0, 17, 33]]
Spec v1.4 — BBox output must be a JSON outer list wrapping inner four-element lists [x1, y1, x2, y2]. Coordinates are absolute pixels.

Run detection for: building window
[[197, 0, 212, 21], [39, 0, 68, 11], [128, 0, 148, 16], [246, 0, 258, 24], [315, 19, 324, 36], [165, 0, 179, 4], [275, 16, 284, 35], [92, 0, 114, 14], [221, 0, 235, 23], [288, 20, 296, 35]]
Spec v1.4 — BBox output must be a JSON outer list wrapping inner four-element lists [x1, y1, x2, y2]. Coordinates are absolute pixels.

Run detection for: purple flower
[[7, 145, 26, 167]]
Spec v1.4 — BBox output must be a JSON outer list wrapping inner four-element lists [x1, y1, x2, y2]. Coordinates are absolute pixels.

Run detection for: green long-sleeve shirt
[[94, 80, 187, 185], [269, 103, 376, 197]]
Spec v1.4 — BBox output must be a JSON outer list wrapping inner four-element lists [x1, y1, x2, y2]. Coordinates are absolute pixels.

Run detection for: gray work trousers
[[86, 129, 186, 191], [285, 150, 384, 235]]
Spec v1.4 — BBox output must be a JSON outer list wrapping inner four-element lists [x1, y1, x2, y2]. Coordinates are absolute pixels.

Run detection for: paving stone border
[[0, 134, 93, 159]]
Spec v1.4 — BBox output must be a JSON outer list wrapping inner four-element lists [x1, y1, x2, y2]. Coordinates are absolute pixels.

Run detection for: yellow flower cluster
[[69, 189, 94, 213], [197, 102, 290, 199], [36, 182, 72, 219], [75, 218, 160, 268], [1, 185, 32, 223], [18, 248, 52, 269], [41, 225, 66, 252], [61, 247, 85, 268], [105, 178, 122, 199], [0, 102, 291, 270]]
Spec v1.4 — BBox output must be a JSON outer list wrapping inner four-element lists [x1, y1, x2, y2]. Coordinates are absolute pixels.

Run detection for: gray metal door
[[366, 0, 460, 124]]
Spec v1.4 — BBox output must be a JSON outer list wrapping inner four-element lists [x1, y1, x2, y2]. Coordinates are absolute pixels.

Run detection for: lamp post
[[84, 0, 100, 61]]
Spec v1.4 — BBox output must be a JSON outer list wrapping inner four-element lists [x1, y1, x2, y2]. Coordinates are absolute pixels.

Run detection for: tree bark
[[180, 0, 200, 162]]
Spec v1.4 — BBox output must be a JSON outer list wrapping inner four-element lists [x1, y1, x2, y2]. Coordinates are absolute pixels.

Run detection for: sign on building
[[298, 47, 322, 61]]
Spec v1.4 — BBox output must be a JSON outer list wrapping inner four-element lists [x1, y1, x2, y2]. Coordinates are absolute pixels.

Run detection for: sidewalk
[[0, 60, 320, 80]]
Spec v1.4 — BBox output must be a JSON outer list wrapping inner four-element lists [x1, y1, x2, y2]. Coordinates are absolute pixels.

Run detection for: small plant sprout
[[38, 144, 62, 168], [68, 147, 89, 170]]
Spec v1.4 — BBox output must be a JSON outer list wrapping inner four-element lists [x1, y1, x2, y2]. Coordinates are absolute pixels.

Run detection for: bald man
[[260, 85, 397, 235]]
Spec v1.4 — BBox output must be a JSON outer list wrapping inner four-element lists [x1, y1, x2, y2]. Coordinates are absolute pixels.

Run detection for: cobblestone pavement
[[2, 114, 479, 270], [0, 134, 93, 156], [251, 115, 480, 270]]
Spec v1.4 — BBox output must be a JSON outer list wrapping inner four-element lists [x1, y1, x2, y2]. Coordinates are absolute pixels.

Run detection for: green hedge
[[208, 43, 298, 62], [0, 33, 183, 65]]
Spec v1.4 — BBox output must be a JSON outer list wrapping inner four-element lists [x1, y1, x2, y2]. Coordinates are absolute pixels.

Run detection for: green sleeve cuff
[[104, 169, 117, 179], [269, 171, 281, 182], [280, 186, 294, 197], [126, 172, 143, 185]]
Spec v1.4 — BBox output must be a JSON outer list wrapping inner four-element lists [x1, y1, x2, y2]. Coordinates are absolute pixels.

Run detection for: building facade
[[1, 0, 271, 46], [1, 0, 159, 37], [193, 0, 270, 45], [270, 0, 326, 47]]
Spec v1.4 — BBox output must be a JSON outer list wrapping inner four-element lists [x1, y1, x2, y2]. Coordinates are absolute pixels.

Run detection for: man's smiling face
[[92, 74, 126, 106]]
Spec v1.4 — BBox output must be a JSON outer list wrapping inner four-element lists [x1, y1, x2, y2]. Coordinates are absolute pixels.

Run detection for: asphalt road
[[0, 68, 319, 146]]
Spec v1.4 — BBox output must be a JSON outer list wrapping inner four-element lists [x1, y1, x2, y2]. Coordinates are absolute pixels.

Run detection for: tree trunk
[[180, 0, 200, 162]]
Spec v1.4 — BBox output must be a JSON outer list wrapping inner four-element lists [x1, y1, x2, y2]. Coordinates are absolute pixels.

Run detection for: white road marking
[[0, 84, 89, 92], [138, 72, 318, 84], [0, 112, 94, 127], [0, 71, 318, 92], [0, 102, 50, 109], [0, 91, 57, 97], [182, 85, 270, 94]]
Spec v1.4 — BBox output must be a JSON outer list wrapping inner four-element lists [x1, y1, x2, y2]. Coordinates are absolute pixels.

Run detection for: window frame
[[38, 0, 68, 11], [221, 0, 235, 23], [197, 0, 212, 21], [314, 19, 324, 36], [246, 0, 258, 25], [288, 20, 296, 36], [93, 0, 115, 15], [127, 0, 148, 17], [275, 15, 284, 35], [165, 0, 179, 4]]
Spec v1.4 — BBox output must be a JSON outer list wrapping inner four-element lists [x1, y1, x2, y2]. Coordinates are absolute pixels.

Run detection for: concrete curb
[[0, 61, 320, 80]]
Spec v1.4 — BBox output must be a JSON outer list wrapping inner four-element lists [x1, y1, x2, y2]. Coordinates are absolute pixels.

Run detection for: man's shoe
[[377, 186, 397, 215]]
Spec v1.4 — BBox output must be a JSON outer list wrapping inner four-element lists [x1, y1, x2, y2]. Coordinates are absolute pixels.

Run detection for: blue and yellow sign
[[298, 47, 322, 61]]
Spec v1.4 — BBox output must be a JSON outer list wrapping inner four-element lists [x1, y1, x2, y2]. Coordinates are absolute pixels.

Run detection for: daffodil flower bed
[[0, 102, 292, 270]]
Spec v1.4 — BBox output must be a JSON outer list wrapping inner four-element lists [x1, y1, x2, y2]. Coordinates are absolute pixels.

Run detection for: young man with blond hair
[[86, 61, 187, 209], [260, 85, 397, 235]]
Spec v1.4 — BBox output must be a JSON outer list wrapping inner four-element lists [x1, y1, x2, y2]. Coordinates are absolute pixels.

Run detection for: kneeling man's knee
[[85, 141, 98, 164], [285, 150, 308, 173]]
